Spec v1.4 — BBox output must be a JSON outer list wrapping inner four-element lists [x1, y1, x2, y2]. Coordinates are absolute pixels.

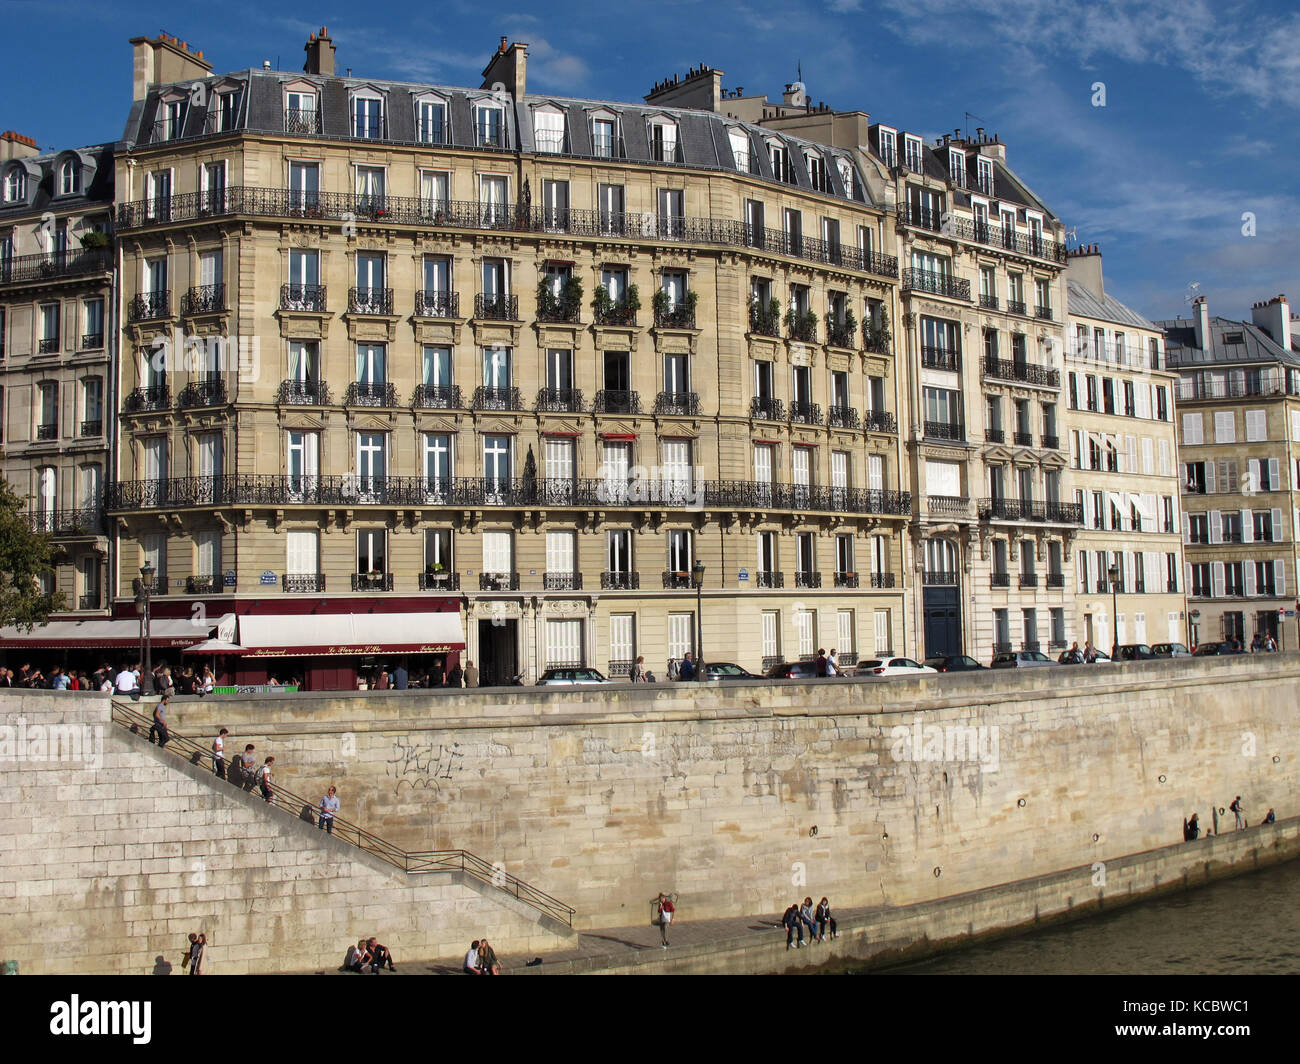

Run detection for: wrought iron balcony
[[345, 381, 397, 407], [185, 575, 221, 594], [38, 337, 60, 354], [474, 293, 519, 320], [871, 573, 896, 588], [78, 592, 101, 610], [35, 423, 57, 441], [755, 571, 785, 588], [902, 270, 970, 301], [25, 507, 103, 535], [992, 640, 1012, 654], [81, 333, 104, 350], [284, 107, 322, 135], [655, 305, 696, 329], [594, 389, 640, 414], [349, 287, 394, 315], [1045, 502, 1084, 524], [1041, 434, 1060, 450], [795, 571, 822, 589], [543, 572, 584, 591], [177, 379, 227, 409], [991, 572, 1011, 587], [536, 387, 584, 413], [983, 356, 1060, 388], [123, 385, 171, 413], [787, 315, 817, 343], [662, 571, 694, 589], [412, 384, 462, 409], [418, 571, 460, 591], [1007, 299, 1027, 316], [921, 346, 959, 371], [608, 659, 634, 678], [472, 386, 523, 412], [826, 321, 857, 349], [654, 391, 699, 416], [593, 300, 637, 326], [863, 328, 891, 354], [128, 291, 171, 322], [924, 420, 965, 441], [601, 571, 640, 590], [283, 574, 326, 593], [414, 290, 460, 318], [536, 298, 582, 324], [181, 283, 226, 315], [352, 573, 394, 592], [703, 483, 911, 516], [896, 204, 944, 231], [80, 419, 102, 437], [924, 570, 959, 586], [865, 410, 897, 434], [979, 498, 1025, 521], [750, 396, 785, 421], [833, 571, 858, 588], [749, 303, 781, 337], [789, 401, 823, 426], [281, 283, 327, 312], [1047, 573, 1066, 588], [0, 249, 111, 285], [1013, 431, 1033, 446], [278, 379, 331, 406], [828, 405, 860, 429], [479, 571, 520, 591], [1034, 305, 1053, 321], [1019, 573, 1039, 588], [979, 294, 999, 310], [986, 428, 1005, 443]]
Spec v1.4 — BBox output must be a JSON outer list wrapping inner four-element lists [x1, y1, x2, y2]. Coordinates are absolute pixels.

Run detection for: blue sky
[[6, 0, 1297, 325]]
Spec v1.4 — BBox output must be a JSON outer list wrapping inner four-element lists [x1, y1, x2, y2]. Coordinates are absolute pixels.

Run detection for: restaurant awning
[[237, 612, 465, 658], [182, 638, 248, 655], [0, 618, 217, 650]]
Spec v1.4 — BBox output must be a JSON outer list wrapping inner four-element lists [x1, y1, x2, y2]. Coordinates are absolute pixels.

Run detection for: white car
[[854, 657, 937, 677]]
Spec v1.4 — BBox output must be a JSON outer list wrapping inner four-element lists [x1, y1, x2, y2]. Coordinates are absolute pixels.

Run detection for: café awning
[[0, 618, 215, 650], [237, 612, 465, 658]]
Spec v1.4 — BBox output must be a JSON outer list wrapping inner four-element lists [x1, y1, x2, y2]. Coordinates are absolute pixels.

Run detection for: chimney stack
[[1193, 296, 1210, 350], [1065, 242, 1104, 300], [130, 33, 213, 102], [0, 130, 39, 162], [481, 38, 528, 100], [1251, 295, 1291, 352], [304, 26, 336, 76]]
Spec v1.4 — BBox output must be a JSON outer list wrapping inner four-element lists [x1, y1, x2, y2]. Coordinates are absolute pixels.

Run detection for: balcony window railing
[[991, 572, 1011, 587], [479, 571, 520, 591], [80, 419, 103, 437], [924, 570, 960, 585], [536, 387, 584, 413], [826, 321, 856, 349], [122, 386, 171, 413], [81, 333, 104, 350], [979, 294, 999, 310], [1042, 434, 1060, 449], [828, 405, 860, 429], [349, 287, 394, 315], [415, 290, 459, 318], [755, 571, 785, 588], [1034, 305, 1053, 321], [418, 571, 460, 591], [662, 571, 693, 590], [833, 571, 858, 588], [38, 337, 60, 354], [471, 386, 523, 411], [0, 249, 111, 284], [185, 575, 221, 594], [921, 346, 959, 370], [902, 270, 971, 301], [655, 304, 696, 329], [474, 293, 519, 320], [25, 507, 104, 535], [925, 495, 969, 517], [412, 384, 462, 410], [986, 428, 1005, 443], [870, 573, 896, 588], [128, 291, 170, 322], [543, 572, 584, 591], [283, 573, 326, 593], [35, 423, 57, 441], [864, 410, 897, 434], [345, 381, 397, 407], [594, 389, 640, 415], [1007, 299, 1027, 316], [281, 283, 327, 312], [750, 396, 784, 421], [795, 571, 822, 589], [924, 420, 965, 441], [1019, 573, 1039, 588], [601, 571, 640, 590], [654, 391, 699, 416], [352, 572, 394, 592], [285, 107, 322, 135], [278, 379, 330, 406], [1013, 430, 1033, 446], [181, 283, 226, 315], [789, 401, 823, 426], [177, 379, 227, 409], [983, 357, 1060, 388]]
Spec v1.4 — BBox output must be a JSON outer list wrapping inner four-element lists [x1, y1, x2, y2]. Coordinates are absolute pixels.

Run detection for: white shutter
[[873, 609, 891, 654], [546, 619, 584, 666], [792, 447, 810, 487], [1205, 462, 1216, 493], [1209, 511, 1221, 543], [544, 438, 575, 480], [1126, 435, 1138, 473], [1168, 612, 1180, 643], [1270, 508, 1282, 543], [1212, 562, 1225, 598], [546, 530, 575, 573], [832, 451, 849, 489], [1158, 439, 1171, 476], [1182, 511, 1189, 544], [668, 613, 694, 659], [1214, 411, 1235, 443], [1277, 562, 1286, 597], [287, 530, 318, 574], [1270, 458, 1281, 489], [867, 454, 883, 490], [1292, 410, 1300, 442], [1141, 437, 1154, 475], [1134, 612, 1147, 644], [1241, 509, 1253, 543], [1247, 458, 1259, 491], [1295, 508, 1300, 541], [753, 444, 773, 484], [1246, 409, 1266, 441], [483, 530, 512, 573], [1183, 412, 1203, 445], [609, 614, 635, 663], [1245, 564, 1256, 598], [837, 609, 855, 654], [761, 611, 780, 659]]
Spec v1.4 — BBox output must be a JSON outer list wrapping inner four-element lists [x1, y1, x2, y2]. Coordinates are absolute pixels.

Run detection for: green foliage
[[0, 477, 66, 631], [79, 230, 111, 250], [652, 288, 670, 313]]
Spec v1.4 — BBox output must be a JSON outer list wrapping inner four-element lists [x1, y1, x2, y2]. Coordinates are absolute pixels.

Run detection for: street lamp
[[692, 560, 706, 681], [135, 562, 155, 688], [1108, 562, 1120, 660]]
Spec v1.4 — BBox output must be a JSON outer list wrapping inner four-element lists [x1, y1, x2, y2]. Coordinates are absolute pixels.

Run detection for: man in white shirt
[[827, 649, 840, 677], [463, 940, 483, 975], [115, 664, 141, 701], [212, 728, 229, 780]]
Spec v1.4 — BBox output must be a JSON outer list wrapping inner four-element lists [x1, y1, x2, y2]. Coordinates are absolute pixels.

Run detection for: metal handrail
[[108, 699, 576, 927]]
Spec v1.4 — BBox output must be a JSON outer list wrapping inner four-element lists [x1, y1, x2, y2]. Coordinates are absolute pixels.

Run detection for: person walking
[[631, 655, 647, 682], [212, 728, 229, 780], [826, 649, 840, 677], [815, 649, 828, 677], [465, 660, 479, 688], [239, 744, 257, 789], [256, 756, 275, 802], [148, 695, 171, 748], [318, 785, 339, 834], [189, 932, 206, 975], [1230, 795, 1244, 830], [678, 653, 696, 682], [656, 892, 675, 948]]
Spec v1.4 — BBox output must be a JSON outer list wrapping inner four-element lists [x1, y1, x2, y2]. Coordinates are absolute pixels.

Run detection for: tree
[[0, 476, 66, 630]]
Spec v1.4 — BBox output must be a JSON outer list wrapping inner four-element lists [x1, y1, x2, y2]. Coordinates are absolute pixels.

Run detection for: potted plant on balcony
[[79, 230, 110, 250], [560, 276, 583, 321], [652, 288, 670, 320], [866, 307, 891, 352]]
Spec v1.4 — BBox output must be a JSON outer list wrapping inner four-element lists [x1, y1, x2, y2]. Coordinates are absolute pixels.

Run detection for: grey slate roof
[[0, 143, 114, 216], [1153, 315, 1300, 369], [1066, 279, 1158, 331]]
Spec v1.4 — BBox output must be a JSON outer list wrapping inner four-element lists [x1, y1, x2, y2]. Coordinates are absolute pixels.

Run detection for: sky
[[4, 0, 1297, 325]]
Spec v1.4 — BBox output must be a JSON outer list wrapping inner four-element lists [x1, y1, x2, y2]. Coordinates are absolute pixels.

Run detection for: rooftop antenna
[[797, 60, 802, 83], [1185, 282, 1201, 303], [964, 110, 987, 140]]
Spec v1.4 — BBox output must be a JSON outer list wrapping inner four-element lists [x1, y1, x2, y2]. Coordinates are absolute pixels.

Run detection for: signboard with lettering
[[738, 568, 749, 581], [259, 571, 277, 586], [223, 569, 237, 587]]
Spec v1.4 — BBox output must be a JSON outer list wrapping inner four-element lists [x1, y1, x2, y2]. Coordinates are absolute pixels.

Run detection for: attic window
[[1224, 332, 1245, 345], [59, 159, 80, 196], [648, 118, 679, 162], [3, 167, 24, 202], [805, 152, 827, 193]]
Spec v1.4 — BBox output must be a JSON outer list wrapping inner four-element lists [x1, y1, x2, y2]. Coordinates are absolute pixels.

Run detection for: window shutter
[[1209, 511, 1221, 543], [1277, 562, 1286, 597], [1126, 435, 1138, 472], [1185, 561, 1193, 593], [1115, 435, 1125, 474], [1212, 562, 1224, 598], [1182, 512, 1189, 544], [1205, 462, 1216, 493], [1241, 509, 1253, 543], [1270, 457, 1281, 489], [1245, 563, 1256, 598], [1272, 508, 1283, 543]]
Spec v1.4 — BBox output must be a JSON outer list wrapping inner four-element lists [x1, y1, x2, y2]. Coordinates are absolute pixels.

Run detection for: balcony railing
[[986, 428, 1005, 443], [412, 384, 462, 410], [924, 420, 965, 441], [826, 321, 856, 349], [480, 572, 520, 591], [1034, 305, 1054, 321], [755, 571, 785, 588], [472, 386, 523, 412], [795, 571, 822, 589], [895, 206, 1068, 263], [349, 286, 394, 315], [749, 304, 781, 337], [991, 572, 1011, 588], [0, 249, 111, 286], [662, 571, 694, 590], [128, 291, 171, 322], [281, 283, 327, 312], [543, 572, 584, 591], [924, 570, 959, 586], [925, 495, 970, 518], [977, 498, 1083, 524], [865, 410, 897, 434], [352, 573, 394, 592], [1019, 573, 1039, 588], [654, 305, 696, 329], [345, 381, 398, 407], [787, 315, 817, 343], [828, 405, 860, 430], [474, 293, 519, 320], [1047, 573, 1066, 588], [983, 356, 1060, 388], [594, 389, 640, 415], [601, 571, 639, 590], [38, 337, 60, 354], [81, 333, 104, 350], [1042, 434, 1060, 450], [185, 575, 221, 594], [80, 419, 103, 437], [593, 300, 637, 327], [177, 379, 227, 409], [78, 592, 101, 610], [979, 294, 999, 310], [181, 283, 226, 315], [1007, 299, 1027, 316], [789, 401, 823, 426], [871, 573, 896, 589], [654, 391, 699, 416], [921, 346, 959, 371], [902, 269, 971, 301], [1013, 431, 1034, 446], [535, 387, 584, 413], [283, 574, 326, 593], [833, 572, 858, 588], [418, 571, 460, 591], [750, 396, 785, 421], [415, 290, 460, 318], [122, 385, 170, 413], [284, 107, 322, 135], [277, 379, 331, 406], [536, 298, 582, 325], [35, 423, 57, 441], [25, 507, 104, 535]]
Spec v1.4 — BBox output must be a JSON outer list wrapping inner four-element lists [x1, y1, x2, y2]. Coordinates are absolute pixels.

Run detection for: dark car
[[991, 650, 1056, 669], [1193, 641, 1245, 656], [700, 662, 759, 681], [535, 667, 611, 685], [1057, 648, 1112, 665], [924, 654, 987, 672], [763, 660, 840, 679], [1114, 644, 1157, 661], [1151, 642, 1191, 658]]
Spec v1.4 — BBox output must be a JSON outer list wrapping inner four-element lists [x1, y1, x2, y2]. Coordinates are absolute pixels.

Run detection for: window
[[542, 179, 570, 231], [948, 149, 966, 187], [1214, 411, 1236, 444], [598, 183, 625, 234], [39, 303, 60, 349], [285, 89, 318, 133], [837, 609, 856, 657], [416, 98, 447, 144], [546, 530, 577, 576], [351, 93, 384, 139], [161, 98, 186, 140], [607, 529, 633, 575], [768, 141, 789, 182], [476, 103, 505, 148], [762, 611, 781, 663], [480, 175, 509, 226], [214, 90, 240, 132], [668, 529, 693, 574], [357, 528, 387, 575], [648, 118, 678, 162], [795, 608, 816, 658], [877, 128, 897, 168], [59, 158, 80, 196], [806, 152, 827, 192], [904, 135, 922, 172], [288, 161, 320, 211], [423, 433, 452, 496], [355, 432, 386, 497], [355, 165, 386, 212], [592, 117, 617, 158], [4, 166, 25, 202], [196, 530, 222, 578], [286, 431, 318, 495], [355, 342, 387, 388], [482, 530, 513, 578], [482, 434, 512, 492], [658, 188, 685, 239], [729, 128, 750, 172], [37, 381, 58, 435], [547, 620, 584, 668], [533, 107, 565, 153], [424, 529, 452, 574], [419, 172, 450, 219], [874, 610, 892, 655], [976, 157, 993, 195], [544, 435, 575, 481], [662, 439, 692, 494], [668, 613, 695, 660]]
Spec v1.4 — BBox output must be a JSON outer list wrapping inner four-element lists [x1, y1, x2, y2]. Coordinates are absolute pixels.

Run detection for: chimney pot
[[500, 36, 508, 53]]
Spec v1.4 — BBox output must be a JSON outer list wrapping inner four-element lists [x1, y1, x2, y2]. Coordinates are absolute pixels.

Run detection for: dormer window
[[214, 90, 241, 132], [476, 103, 506, 148], [806, 152, 827, 193], [3, 167, 24, 202], [728, 128, 751, 173], [648, 117, 679, 162], [351, 91, 385, 139], [533, 106, 565, 153], [285, 88, 320, 134], [949, 149, 966, 188], [58, 159, 80, 196], [591, 115, 617, 158], [155, 96, 187, 142], [877, 128, 897, 168], [415, 96, 447, 144], [904, 135, 922, 172], [835, 157, 853, 195], [767, 140, 788, 182], [976, 157, 994, 195]]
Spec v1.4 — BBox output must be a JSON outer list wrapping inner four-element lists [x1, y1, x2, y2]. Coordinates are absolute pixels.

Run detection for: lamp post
[[1108, 562, 1120, 660], [135, 562, 155, 688], [692, 559, 706, 681]]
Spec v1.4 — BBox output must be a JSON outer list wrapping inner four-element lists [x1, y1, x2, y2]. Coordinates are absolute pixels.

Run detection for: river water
[[882, 857, 1300, 975]]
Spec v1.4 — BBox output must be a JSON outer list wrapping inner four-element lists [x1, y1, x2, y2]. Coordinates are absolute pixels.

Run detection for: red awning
[[600, 433, 637, 441]]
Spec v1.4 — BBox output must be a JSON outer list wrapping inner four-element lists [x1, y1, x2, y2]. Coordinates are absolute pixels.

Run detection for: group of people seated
[[342, 937, 396, 974]]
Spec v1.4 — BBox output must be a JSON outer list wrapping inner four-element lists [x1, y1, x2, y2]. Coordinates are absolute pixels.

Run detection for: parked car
[[762, 660, 844, 679], [991, 650, 1056, 668], [923, 654, 987, 672], [700, 662, 759, 681], [1057, 648, 1112, 665], [535, 667, 611, 685], [1151, 642, 1192, 658], [1193, 641, 1245, 657], [1114, 644, 1157, 661], [854, 657, 937, 677]]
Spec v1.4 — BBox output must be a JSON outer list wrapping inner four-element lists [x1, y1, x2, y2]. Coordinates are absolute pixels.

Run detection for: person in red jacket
[[656, 892, 676, 948]]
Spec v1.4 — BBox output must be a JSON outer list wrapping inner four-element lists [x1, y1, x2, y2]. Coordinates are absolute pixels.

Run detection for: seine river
[[881, 857, 1300, 975]]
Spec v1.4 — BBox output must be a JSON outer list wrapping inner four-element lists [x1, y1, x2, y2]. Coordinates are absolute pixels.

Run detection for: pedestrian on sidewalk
[[631, 655, 647, 682], [478, 937, 500, 975], [815, 897, 837, 941], [656, 892, 676, 948], [1230, 795, 1245, 830], [239, 744, 257, 790], [148, 695, 171, 748], [782, 902, 805, 949], [212, 728, 229, 780], [318, 785, 339, 834], [189, 932, 206, 975], [465, 660, 479, 688], [256, 756, 275, 802], [445, 661, 463, 688]]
